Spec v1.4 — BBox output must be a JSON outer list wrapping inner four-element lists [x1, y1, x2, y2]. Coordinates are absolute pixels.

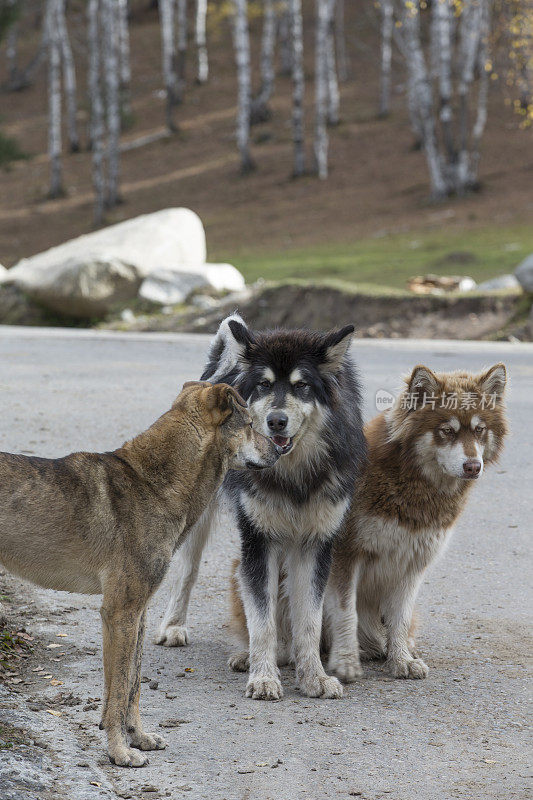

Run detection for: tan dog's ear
[[208, 383, 248, 424], [172, 380, 212, 408]]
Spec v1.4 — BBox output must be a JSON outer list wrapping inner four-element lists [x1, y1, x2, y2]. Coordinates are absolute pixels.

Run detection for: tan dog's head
[[176, 381, 281, 471]]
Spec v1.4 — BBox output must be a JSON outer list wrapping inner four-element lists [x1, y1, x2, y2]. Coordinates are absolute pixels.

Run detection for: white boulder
[[3, 209, 244, 317], [139, 264, 244, 307], [477, 274, 521, 292], [515, 255, 533, 292]]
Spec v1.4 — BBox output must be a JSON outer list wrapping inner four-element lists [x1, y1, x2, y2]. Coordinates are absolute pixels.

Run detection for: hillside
[[1, 1, 532, 289]]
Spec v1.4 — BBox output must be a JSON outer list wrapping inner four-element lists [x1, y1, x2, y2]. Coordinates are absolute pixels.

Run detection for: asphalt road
[[0, 327, 531, 800]]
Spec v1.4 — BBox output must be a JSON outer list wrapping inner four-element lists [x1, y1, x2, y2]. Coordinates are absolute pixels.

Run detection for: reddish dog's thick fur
[[323, 363, 508, 680]]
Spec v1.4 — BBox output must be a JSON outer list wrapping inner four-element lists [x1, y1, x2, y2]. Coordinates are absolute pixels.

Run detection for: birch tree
[[326, 12, 340, 126], [102, 0, 120, 208], [117, 0, 131, 116], [378, 0, 394, 116], [314, 0, 335, 179], [233, 0, 254, 172], [56, 0, 79, 153], [395, 0, 492, 198], [195, 0, 208, 84], [46, 0, 63, 198], [289, 0, 305, 176], [87, 0, 105, 224], [251, 0, 276, 123], [176, 0, 187, 97], [159, 0, 179, 131]]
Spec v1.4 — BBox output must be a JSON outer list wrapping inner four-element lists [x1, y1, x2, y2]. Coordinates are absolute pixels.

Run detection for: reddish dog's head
[[388, 364, 508, 484]]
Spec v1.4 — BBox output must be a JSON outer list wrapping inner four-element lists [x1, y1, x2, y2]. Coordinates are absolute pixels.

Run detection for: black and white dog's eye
[[259, 379, 271, 389], [294, 381, 308, 390]]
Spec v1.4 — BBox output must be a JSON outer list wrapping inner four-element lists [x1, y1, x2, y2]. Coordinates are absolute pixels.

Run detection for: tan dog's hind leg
[[100, 600, 150, 767], [126, 611, 167, 752]]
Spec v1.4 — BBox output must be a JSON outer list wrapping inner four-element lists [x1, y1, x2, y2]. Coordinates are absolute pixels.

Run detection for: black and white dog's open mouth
[[271, 435, 294, 455]]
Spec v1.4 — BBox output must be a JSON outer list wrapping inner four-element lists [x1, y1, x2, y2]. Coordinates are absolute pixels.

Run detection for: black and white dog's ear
[[201, 313, 253, 383], [320, 325, 355, 375]]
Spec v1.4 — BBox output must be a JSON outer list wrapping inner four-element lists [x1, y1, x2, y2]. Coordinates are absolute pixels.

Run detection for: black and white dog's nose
[[267, 411, 288, 432]]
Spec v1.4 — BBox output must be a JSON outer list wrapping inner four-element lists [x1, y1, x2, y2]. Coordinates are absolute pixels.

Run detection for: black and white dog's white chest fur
[[156, 314, 366, 701]]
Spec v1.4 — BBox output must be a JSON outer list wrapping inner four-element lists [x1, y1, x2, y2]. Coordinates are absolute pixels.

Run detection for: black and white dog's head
[[201, 314, 356, 457]]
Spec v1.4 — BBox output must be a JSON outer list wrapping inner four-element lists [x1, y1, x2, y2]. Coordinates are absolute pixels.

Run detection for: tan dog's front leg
[[100, 602, 149, 767], [126, 611, 167, 753]]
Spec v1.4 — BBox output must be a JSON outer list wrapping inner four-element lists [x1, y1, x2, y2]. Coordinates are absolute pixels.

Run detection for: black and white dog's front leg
[[237, 519, 282, 701], [156, 501, 215, 647], [287, 540, 343, 699]]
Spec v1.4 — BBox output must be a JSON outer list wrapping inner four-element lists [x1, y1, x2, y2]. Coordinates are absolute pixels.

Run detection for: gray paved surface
[[0, 327, 531, 800]]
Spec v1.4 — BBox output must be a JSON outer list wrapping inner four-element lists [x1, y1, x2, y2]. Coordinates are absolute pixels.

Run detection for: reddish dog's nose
[[463, 459, 482, 478]]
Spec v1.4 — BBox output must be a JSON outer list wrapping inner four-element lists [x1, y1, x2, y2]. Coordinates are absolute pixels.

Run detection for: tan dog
[[0, 381, 279, 767]]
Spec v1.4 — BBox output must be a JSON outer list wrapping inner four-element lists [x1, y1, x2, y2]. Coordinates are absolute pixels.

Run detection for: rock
[[3, 208, 244, 317], [515, 254, 533, 292], [148, 680, 159, 690], [138, 264, 244, 307], [477, 274, 521, 292]]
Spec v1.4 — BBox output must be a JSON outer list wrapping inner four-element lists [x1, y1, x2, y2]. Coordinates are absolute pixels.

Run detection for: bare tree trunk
[[335, 0, 349, 82], [46, 0, 63, 199], [233, 0, 254, 173], [314, 0, 330, 178], [326, 12, 339, 126], [469, 0, 490, 188], [176, 0, 187, 99], [378, 0, 393, 117], [117, 0, 132, 116], [251, 0, 275, 123], [432, 0, 455, 177], [456, 0, 483, 193], [88, 0, 105, 224], [400, 0, 447, 199], [195, 0, 208, 84], [102, 0, 121, 207], [160, 0, 178, 131], [278, 2, 292, 76], [55, 0, 79, 153], [289, 0, 305, 176]]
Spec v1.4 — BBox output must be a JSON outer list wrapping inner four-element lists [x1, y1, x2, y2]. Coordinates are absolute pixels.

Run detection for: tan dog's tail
[[229, 558, 248, 645]]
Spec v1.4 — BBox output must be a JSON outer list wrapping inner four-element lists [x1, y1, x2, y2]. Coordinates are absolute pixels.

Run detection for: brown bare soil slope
[[0, 2, 532, 270]]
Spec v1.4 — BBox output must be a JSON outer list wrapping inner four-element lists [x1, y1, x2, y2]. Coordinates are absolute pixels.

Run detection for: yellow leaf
[[46, 709, 62, 716]]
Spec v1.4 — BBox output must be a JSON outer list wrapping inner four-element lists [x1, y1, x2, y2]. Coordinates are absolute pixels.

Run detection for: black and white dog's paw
[[154, 624, 189, 647], [245, 676, 283, 701], [299, 674, 343, 699]]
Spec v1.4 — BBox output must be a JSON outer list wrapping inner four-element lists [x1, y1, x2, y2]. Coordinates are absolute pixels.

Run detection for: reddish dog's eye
[[440, 426, 454, 436], [475, 425, 485, 434]]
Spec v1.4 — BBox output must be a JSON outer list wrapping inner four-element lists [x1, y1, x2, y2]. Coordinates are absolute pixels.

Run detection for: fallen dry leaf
[[50, 679, 63, 686], [46, 709, 62, 716], [47, 643, 62, 649]]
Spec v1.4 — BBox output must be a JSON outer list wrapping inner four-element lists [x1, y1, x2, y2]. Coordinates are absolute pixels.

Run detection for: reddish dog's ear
[[406, 365, 440, 409], [478, 363, 507, 399]]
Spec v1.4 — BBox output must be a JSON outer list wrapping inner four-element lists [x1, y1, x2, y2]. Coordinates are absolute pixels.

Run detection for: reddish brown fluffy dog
[[323, 363, 508, 681]]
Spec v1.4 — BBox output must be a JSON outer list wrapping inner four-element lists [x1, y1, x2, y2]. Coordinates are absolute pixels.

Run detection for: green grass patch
[[220, 225, 533, 291], [0, 130, 27, 167]]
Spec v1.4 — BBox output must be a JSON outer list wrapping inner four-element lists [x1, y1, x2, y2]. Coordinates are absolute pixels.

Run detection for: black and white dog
[[156, 314, 366, 700]]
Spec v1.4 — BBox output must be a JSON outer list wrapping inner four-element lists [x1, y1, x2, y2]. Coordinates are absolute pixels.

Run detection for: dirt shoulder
[[103, 283, 533, 342]]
